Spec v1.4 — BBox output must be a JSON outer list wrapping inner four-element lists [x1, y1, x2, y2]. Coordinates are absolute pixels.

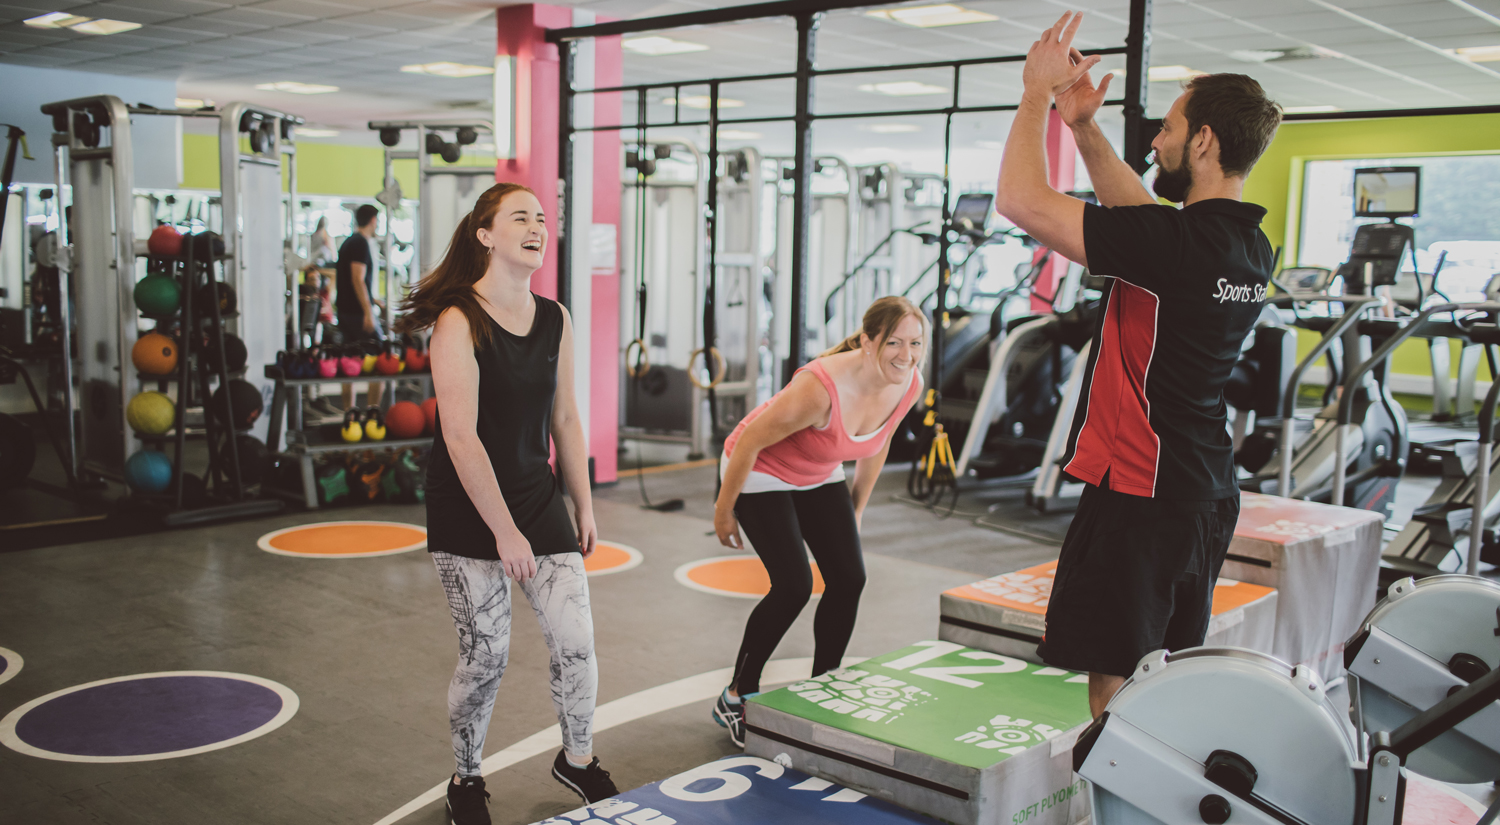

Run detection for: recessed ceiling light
[[865, 4, 998, 28], [296, 128, 340, 137], [623, 36, 708, 56], [401, 62, 494, 78], [858, 81, 948, 96], [24, 12, 92, 28], [860, 123, 921, 133], [1453, 45, 1500, 63], [1282, 105, 1341, 114], [255, 81, 339, 95], [69, 18, 141, 35], [1148, 65, 1206, 82], [718, 129, 761, 140], [661, 96, 744, 109]]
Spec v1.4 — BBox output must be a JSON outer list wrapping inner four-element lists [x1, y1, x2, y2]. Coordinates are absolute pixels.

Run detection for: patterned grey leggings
[[432, 551, 597, 777]]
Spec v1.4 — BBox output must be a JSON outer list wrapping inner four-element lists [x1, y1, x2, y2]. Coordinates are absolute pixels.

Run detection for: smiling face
[[862, 313, 925, 385], [476, 190, 547, 272]]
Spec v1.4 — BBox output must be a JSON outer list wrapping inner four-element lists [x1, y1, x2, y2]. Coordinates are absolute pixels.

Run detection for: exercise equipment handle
[[825, 223, 932, 323], [1332, 301, 1500, 506], [1386, 663, 1500, 760], [1276, 296, 1383, 497], [1469, 375, 1500, 576]]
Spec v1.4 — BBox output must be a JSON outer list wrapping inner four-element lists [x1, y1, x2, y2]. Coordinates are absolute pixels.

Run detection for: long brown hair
[[394, 182, 538, 348], [819, 296, 927, 360]]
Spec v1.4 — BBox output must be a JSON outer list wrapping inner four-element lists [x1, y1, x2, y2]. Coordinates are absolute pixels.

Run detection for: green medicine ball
[[126, 391, 176, 435], [134, 274, 182, 316]]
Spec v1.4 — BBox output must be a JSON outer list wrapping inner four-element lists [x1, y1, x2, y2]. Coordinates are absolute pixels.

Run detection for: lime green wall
[[1242, 112, 1500, 387], [177, 133, 494, 197]]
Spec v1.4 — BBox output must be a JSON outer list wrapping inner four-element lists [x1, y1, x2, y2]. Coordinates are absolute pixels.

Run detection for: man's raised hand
[[1022, 11, 1101, 100], [1055, 47, 1114, 128]]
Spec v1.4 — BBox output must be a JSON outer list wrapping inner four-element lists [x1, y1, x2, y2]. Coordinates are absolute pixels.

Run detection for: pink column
[[496, 4, 622, 483], [1030, 109, 1078, 313]]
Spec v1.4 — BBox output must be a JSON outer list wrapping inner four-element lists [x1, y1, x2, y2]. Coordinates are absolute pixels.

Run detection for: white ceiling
[[1, 0, 1498, 154]]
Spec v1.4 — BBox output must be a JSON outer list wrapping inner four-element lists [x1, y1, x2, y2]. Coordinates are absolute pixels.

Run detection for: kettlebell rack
[[134, 238, 284, 525], [262, 367, 433, 509]]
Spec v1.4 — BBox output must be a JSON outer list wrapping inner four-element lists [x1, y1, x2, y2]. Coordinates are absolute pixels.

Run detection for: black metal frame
[[551, 0, 1151, 391]]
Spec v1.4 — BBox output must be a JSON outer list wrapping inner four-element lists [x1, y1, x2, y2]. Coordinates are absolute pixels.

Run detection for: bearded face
[[1152, 141, 1194, 204]]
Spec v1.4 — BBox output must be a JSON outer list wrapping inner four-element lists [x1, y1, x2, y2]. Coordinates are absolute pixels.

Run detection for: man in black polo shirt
[[337, 204, 383, 411], [995, 12, 1282, 716]]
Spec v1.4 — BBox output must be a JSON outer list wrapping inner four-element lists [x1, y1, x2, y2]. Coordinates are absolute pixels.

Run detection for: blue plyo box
[[533, 755, 942, 825]]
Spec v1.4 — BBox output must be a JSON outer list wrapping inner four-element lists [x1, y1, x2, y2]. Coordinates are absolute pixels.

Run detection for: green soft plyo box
[[745, 640, 1094, 825]]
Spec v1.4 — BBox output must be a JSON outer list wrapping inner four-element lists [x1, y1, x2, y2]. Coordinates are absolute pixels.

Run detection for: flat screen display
[[1353, 166, 1420, 218], [951, 193, 994, 233]]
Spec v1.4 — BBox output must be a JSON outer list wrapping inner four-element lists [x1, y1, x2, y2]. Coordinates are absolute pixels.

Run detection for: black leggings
[[731, 482, 865, 695]]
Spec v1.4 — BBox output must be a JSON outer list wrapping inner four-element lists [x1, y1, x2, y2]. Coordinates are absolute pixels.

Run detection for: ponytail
[[394, 182, 537, 348], [818, 295, 927, 360]]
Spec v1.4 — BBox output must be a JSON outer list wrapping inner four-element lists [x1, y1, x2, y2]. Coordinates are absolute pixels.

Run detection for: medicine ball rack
[[132, 237, 284, 525], [262, 368, 432, 509]]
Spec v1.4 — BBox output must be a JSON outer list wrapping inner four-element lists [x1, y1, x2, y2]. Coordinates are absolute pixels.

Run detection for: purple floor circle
[[1, 672, 297, 762]]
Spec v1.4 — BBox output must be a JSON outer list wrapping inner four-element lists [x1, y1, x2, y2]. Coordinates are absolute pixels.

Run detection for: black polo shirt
[[1063, 199, 1273, 500]]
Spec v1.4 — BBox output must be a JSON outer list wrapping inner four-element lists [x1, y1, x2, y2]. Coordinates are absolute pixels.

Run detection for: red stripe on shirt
[[1065, 281, 1162, 497]]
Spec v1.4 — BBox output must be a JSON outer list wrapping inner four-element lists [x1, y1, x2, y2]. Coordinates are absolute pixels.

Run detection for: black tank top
[[425, 295, 577, 558]]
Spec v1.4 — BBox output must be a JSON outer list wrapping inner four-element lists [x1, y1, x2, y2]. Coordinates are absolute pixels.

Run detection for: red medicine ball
[[420, 397, 438, 435], [385, 401, 425, 439]]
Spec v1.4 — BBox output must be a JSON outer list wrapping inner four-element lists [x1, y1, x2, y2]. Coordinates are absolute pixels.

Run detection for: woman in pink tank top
[[709, 297, 926, 747]]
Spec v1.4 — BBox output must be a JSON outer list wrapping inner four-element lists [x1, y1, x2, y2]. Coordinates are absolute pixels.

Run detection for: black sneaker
[[713, 687, 757, 748], [446, 774, 491, 825], [551, 750, 618, 803]]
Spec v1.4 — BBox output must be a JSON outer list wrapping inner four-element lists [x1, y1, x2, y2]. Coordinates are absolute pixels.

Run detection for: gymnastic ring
[[687, 346, 727, 389], [626, 338, 650, 379]]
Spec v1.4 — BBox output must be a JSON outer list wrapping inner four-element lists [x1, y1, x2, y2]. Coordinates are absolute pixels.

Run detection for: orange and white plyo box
[[938, 559, 1278, 664]]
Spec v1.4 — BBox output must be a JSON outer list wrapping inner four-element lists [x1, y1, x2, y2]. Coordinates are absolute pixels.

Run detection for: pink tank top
[[723, 359, 922, 488]]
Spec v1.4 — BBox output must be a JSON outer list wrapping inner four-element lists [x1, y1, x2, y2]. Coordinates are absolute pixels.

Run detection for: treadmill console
[[1337, 222, 1414, 290], [1279, 266, 1335, 299]]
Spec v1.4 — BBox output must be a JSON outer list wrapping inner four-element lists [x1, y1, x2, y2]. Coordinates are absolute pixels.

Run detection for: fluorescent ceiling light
[[401, 62, 493, 78], [1453, 45, 1500, 62], [865, 4, 998, 28], [860, 123, 921, 133], [718, 129, 761, 139], [1148, 65, 1206, 82], [255, 81, 339, 95], [858, 81, 948, 96], [1282, 105, 1341, 114], [661, 96, 744, 109], [24, 12, 92, 28], [296, 128, 339, 137], [69, 18, 141, 34], [623, 36, 708, 55], [175, 98, 208, 109], [1229, 50, 1283, 63], [975, 139, 1005, 149]]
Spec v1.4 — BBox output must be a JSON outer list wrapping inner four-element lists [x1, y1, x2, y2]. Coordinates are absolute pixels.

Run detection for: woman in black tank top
[[395, 183, 615, 821]]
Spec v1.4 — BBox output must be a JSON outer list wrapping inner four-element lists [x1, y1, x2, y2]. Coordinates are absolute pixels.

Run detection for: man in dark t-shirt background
[[337, 204, 384, 411], [995, 12, 1283, 716]]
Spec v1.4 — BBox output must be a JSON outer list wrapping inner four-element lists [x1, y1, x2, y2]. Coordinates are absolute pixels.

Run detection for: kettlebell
[[361, 353, 377, 375], [338, 351, 363, 377], [404, 344, 429, 372], [340, 408, 364, 443], [317, 350, 339, 378], [364, 406, 387, 441], [374, 341, 402, 375]]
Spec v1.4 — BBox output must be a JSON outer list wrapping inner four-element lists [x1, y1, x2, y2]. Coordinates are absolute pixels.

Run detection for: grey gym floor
[[1, 459, 1490, 824]]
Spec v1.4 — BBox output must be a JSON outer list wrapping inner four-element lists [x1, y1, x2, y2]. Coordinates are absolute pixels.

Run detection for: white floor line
[[372, 656, 863, 825]]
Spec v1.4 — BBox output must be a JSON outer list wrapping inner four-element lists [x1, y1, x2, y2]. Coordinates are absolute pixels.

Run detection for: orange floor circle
[[674, 555, 825, 599], [583, 541, 643, 576], [257, 522, 427, 558]]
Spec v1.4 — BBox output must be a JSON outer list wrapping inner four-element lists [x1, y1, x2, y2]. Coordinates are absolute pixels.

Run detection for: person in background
[[337, 204, 384, 411]]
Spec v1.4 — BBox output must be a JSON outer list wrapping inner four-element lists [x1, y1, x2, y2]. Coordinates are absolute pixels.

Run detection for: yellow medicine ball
[[126, 391, 176, 435]]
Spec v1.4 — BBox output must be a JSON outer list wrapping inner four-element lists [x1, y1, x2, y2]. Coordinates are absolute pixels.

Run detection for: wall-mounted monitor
[[1353, 166, 1420, 219], [951, 192, 994, 234]]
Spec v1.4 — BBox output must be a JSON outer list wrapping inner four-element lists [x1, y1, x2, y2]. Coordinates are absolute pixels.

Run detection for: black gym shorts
[[1035, 479, 1239, 678]]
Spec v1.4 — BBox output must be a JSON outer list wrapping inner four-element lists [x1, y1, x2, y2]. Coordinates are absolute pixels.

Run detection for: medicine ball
[[196, 281, 237, 316], [134, 274, 181, 316], [190, 231, 226, 259], [126, 391, 176, 435], [203, 333, 248, 373], [386, 401, 425, 439], [132, 332, 178, 375], [147, 225, 183, 257], [0, 413, 37, 489], [420, 397, 438, 435], [210, 379, 263, 430], [124, 450, 173, 494], [216, 433, 268, 485]]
